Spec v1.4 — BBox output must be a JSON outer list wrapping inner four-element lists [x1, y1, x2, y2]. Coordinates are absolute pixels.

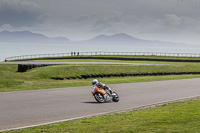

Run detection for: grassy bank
[[2, 55, 200, 92], [1, 62, 200, 92], [30, 63, 200, 79], [4, 98, 200, 133], [10, 55, 200, 62]]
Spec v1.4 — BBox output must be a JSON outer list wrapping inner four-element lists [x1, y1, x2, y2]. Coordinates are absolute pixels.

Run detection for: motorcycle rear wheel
[[94, 92, 105, 103]]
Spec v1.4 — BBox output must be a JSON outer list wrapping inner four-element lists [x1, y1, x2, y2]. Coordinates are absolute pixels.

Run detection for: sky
[[1, 0, 200, 44]]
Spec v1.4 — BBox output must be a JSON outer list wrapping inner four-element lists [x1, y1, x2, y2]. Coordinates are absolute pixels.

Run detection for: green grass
[[2, 55, 200, 92], [4, 98, 200, 133], [1, 61, 200, 92], [21, 62, 200, 80], [91, 55, 200, 60], [10, 55, 200, 62], [10, 58, 173, 65]]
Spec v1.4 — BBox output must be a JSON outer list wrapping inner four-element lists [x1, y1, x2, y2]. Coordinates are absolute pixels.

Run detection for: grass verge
[[4, 98, 200, 133], [1, 62, 200, 92], [10, 55, 200, 62], [1, 62, 200, 91]]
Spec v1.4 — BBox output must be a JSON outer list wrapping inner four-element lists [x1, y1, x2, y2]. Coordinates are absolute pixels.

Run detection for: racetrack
[[0, 61, 165, 66], [0, 78, 200, 131]]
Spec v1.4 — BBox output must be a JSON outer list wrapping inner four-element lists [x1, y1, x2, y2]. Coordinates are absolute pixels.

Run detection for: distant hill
[[0, 30, 71, 44], [91, 33, 141, 42], [0, 31, 196, 48], [74, 33, 194, 48]]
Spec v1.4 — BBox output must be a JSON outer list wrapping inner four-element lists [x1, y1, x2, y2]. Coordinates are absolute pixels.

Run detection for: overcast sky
[[1, 0, 200, 44]]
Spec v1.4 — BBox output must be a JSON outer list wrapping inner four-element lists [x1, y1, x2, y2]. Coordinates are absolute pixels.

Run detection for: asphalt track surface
[[0, 61, 165, 66], [0, 78, 200, 131]]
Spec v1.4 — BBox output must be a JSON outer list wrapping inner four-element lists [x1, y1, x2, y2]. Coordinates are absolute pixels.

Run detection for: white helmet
[[92, 79, 98, 85]]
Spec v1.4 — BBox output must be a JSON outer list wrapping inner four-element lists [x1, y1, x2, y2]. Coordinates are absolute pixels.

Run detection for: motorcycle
[[92, 85, 119, 103]]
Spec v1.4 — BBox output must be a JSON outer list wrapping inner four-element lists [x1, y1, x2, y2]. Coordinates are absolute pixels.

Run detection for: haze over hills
[[90, 33, 140, 42], [0, 30, 196, 48], [0, 30, 71, 44], [78, 33, 194, 48]]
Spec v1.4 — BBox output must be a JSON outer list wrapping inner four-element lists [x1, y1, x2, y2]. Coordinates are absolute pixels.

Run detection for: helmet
[[92, 79, 98, 85]]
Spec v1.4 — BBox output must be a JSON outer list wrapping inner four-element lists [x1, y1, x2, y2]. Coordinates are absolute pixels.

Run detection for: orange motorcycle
[[92, 85, 119, 103]]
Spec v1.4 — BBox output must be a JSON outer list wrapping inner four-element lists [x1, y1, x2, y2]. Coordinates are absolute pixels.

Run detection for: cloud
[[157, 14, 200, 33], [1, 24, 12, 30], [1, 0, 200, 44], [0, 0, 44, 27]]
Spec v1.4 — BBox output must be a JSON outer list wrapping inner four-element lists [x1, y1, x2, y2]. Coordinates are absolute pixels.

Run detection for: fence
[[5, 51, 200, 61]]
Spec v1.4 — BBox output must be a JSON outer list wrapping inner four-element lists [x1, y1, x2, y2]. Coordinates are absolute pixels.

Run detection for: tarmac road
[[0, 78, 200, 131], [0, 61, 165, 66]]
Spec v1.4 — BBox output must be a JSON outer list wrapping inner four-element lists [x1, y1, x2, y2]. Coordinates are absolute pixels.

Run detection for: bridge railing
[[5, 51, 200, 61]]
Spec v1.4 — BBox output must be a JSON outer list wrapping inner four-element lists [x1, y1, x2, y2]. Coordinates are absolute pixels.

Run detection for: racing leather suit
[[92, 82, 112, 101]]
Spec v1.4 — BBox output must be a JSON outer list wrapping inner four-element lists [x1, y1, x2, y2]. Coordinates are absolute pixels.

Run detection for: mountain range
[[0, 30, 70, 44], [0, 30, 195, 48]]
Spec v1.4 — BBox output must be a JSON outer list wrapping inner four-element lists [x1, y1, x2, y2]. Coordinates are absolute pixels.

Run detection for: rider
[[92, 79, 113, 101]]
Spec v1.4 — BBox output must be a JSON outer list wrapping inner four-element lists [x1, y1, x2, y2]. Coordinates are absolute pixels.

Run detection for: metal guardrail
[[5, 51, 200, 61]]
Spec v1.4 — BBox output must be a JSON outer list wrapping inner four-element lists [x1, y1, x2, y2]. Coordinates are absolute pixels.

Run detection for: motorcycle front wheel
[[112, 92, 119, 102], [94, 92, 105, 103]]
